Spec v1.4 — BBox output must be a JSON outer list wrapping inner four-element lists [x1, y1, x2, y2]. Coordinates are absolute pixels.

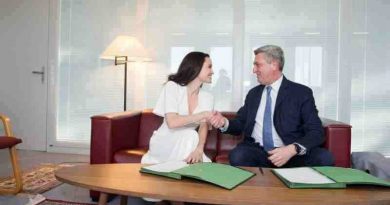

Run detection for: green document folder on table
[[272, 166, 390, 189], [140, 161, 255, 190]]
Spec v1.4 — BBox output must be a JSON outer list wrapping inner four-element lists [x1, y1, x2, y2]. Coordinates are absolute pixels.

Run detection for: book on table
[[140, 161, 255, 190], [272, 166, 390, 189]]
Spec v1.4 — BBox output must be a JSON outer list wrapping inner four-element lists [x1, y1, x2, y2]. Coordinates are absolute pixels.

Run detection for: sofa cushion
[[114, 148, 148, 163], [204, 148, 217, 162], [0, 136, 22, 149], [214, 150, 230, 164]]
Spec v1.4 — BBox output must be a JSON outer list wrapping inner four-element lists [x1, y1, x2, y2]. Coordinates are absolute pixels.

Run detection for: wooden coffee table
[[55, 163, 390, 205]]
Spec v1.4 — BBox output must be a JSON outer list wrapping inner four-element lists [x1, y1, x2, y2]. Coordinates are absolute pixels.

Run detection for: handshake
[[202, 111, 226, 129]]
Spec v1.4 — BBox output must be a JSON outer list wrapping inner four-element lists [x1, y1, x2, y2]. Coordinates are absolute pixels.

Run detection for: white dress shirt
[[251, 75, 284, 147]]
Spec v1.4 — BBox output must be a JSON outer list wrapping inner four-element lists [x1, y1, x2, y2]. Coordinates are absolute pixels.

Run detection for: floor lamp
[[100, 36, 151, 111]]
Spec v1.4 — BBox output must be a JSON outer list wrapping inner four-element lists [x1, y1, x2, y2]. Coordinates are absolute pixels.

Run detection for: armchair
[[0, 114, 23, 195]]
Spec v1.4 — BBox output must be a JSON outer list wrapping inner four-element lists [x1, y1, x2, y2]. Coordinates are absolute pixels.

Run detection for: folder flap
[[313, 167, 390, 187], [173, 162, 255, 189]]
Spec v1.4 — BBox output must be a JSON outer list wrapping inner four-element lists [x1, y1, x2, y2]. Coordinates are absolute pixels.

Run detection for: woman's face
[[197, 57, 213, 83]]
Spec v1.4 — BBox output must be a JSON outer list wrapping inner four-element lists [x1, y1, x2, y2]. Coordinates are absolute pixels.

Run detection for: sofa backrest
[[205, 127, 218, 152], [218, 112, 244, 153], [138, 110, 163, 148]]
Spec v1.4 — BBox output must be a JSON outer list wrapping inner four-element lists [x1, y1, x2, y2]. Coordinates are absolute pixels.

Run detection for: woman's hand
[[185, 148, 204, 164], [199, 111, 213, 123]]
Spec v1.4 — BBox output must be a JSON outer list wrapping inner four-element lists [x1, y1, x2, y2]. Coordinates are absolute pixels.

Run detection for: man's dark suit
[[225, 76, 334, 167]]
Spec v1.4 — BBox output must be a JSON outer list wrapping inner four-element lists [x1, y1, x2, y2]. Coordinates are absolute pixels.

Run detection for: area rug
[[0, 163, 77, 194], [38, 199, 96, 205]]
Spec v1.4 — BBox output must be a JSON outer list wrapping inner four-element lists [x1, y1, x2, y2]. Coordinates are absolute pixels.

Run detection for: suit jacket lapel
[[249, 85, 264, 122], [275, 76, 289, 110]]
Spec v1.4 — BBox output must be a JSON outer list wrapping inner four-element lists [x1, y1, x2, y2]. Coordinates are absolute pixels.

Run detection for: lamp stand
[[115, 56, 128, 111]]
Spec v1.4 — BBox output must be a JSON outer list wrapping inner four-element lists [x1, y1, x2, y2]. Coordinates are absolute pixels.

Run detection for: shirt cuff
[[219, 118, 229, 132]]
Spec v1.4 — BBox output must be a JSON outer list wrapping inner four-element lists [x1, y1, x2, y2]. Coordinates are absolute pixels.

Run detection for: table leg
[[120, 195, 128, 205], [98, 192, 108, 205]]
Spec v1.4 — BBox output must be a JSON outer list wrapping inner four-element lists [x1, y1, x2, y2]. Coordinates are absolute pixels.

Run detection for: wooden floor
[[0, 150, 152, 205]]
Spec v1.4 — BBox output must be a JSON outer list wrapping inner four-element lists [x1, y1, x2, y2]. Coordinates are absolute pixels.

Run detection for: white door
[[0, 0, 49, 151]]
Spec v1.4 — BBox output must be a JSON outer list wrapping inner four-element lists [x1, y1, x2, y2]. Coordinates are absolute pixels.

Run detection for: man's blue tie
[[263, 86, 274, 151]]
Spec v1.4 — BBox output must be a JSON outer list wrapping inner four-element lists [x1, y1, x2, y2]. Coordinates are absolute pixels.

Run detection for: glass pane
[[210, 47, 233, 111], [295, 47, 322, 87], [58, 0, 137, 141], [170, 47, 195, 73]]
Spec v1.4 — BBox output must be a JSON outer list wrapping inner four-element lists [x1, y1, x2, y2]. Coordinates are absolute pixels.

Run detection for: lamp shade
[[100, 35, 151, 61]]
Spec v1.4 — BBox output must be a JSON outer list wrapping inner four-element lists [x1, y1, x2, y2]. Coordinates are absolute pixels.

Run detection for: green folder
[[140, 161, 255, 190], [272, 166, 390, 189]]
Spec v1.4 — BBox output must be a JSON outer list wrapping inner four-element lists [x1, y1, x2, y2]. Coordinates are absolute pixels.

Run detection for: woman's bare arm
[[185, 122, 209, 163], [165, 112, 211, 129], [196, 122, 208, 150]]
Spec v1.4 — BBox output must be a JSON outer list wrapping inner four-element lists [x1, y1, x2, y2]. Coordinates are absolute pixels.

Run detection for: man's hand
[[208, 111, 226, 128], [267, 144, 297, 167]]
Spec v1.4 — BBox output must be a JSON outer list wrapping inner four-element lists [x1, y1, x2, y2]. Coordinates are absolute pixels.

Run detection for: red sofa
[[90, 109, 352, 199]]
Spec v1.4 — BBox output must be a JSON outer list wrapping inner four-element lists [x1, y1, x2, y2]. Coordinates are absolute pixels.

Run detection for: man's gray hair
[[254, 45, 284, 71]]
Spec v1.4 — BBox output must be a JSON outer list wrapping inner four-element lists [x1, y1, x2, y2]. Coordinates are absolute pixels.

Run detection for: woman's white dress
[[141, 81, 213, 164]]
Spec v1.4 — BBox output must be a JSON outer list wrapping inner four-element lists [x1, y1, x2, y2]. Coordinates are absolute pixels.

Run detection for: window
[[170, 47, 194, 73], [210, 47, 233, 111], [57, 0, 390, 156], [295, 47, 322, 87]]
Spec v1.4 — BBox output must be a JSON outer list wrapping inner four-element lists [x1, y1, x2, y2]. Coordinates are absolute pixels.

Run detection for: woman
[[141, 51, 214, 164]]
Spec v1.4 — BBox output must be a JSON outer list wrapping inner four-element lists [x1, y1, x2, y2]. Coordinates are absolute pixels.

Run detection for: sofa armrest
[[90, 111, 142, 164], [321, 118, 352, 168]]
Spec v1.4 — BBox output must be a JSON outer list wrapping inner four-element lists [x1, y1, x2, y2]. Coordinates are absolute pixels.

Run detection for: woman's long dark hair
[[168, 51, 210, 86]]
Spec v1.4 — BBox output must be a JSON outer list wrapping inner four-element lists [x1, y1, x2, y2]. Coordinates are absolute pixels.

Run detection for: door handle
[[32, 66, 45, 83]]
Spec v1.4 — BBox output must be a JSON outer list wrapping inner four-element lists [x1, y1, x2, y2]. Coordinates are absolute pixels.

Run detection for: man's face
[[252, 53, 278, 85]]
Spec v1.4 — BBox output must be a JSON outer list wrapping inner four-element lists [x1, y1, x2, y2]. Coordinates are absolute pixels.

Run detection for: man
[[209, 45, 334, 168]]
